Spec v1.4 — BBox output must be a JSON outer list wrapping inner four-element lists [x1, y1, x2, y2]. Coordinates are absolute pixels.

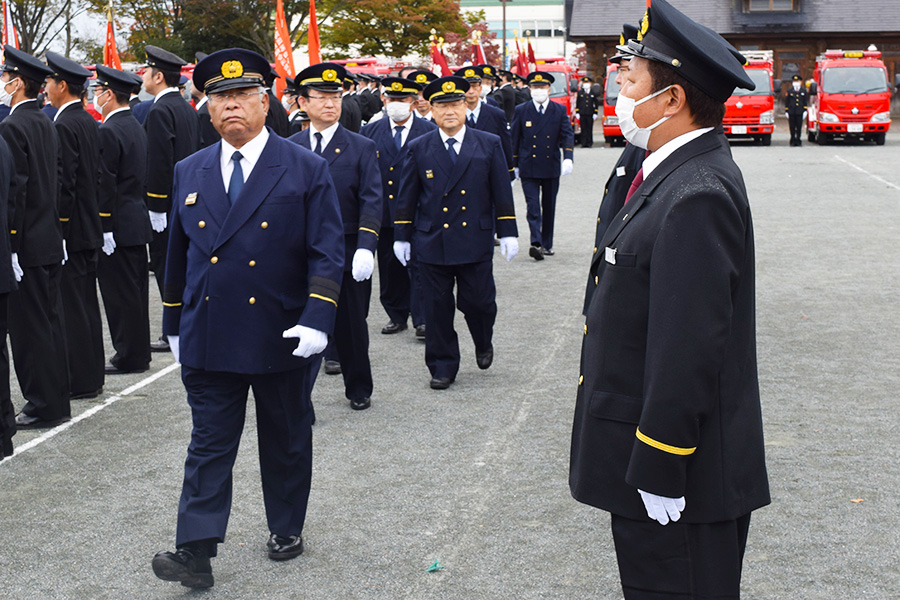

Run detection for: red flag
[[307, 0, 321, 65], [273, 0, 295, 97], [103, 2, 122, 70], [514, 39, 528, 76], [2, 0, 19, 52], [472, 30, 487, 64], [430, 38, 452, 76], [527, 38, 536, 69]]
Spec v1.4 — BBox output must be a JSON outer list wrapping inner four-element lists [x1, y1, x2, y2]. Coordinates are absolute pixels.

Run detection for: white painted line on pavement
[[2, 362, 181, 465], [834, 155, 900, 192]]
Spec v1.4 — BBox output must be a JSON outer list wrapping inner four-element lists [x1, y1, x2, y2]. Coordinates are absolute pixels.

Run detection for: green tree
[[9, 0, 91, 55]]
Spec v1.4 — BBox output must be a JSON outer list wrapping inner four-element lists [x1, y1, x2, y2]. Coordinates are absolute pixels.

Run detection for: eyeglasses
[[208, 90, 264, 105], [306, 94, 341, 105]]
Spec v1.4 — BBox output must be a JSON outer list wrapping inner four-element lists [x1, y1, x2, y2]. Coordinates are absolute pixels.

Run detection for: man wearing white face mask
[[570, 1, 769, 597], [575, 76, 600, 147], [785, 74, 808, 147], [510, 71, 574, 259]]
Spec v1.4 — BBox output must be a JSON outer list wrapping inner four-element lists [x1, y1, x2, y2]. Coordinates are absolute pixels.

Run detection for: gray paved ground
[[2, 118, 899, 599]]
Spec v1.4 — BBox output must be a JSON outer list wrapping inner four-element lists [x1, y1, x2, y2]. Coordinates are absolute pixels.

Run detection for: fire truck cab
[[601, 62, 624, 146], [807, 49, 896, 145], [331, 57, 393, 78], [723, 50, 777, 146], [534, 56, 578, 128]]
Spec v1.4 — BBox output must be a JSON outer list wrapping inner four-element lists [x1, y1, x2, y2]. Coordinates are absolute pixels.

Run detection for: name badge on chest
[[185, 192, 197, 206], [525, 121, 532, 128], [425, 169, 434, 179], [605, 247, 617, 265], [616, 166, 626, 177]]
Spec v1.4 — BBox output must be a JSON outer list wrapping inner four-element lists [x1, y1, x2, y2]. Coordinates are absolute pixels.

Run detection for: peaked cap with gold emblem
[[193, 48, 268, 94], [381, 76, 422, 99], [295, 62, 347, 93], [526, 71, 555, 86], [423, 76, 469, 103], [405, 70, 438, 86]]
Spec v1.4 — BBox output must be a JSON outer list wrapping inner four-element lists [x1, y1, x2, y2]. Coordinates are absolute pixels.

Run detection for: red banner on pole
[[2, 0, 19, 52], [307, 0, 321, 65], [104, 2, 122, 70], [273, 0, 296, 97]]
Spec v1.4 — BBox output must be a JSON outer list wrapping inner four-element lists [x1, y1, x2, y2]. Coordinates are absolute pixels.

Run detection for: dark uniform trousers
[[521, 177, 560, 250], [177, 364, 315, 553], [98, 245, 151, 371], [62, 249, 105, 395], [376, 225, 413, 325], [0, 294, 13, 459], [317, 273, 373, 401]]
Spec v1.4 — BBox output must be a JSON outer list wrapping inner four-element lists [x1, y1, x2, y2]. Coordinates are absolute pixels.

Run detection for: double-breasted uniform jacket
[[289, 124, 382, 268], [162, 131, 344, 374], [0, 100, 63, 267], [570, 130, 770, 523], [582, 142, 644, 314], [97, 110, 153, 247], [471, 101, 515, 181], [575, 88, 600, 120], [360, 115, 436, 229], [394, 127, 518, 265], [511, 100, 574, 179], [143, 90, 200, 214], [785, 87, 808, 115], [54, 102, 102, 253]]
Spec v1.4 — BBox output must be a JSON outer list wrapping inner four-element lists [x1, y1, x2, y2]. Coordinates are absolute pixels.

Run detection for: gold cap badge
[[533, 74, 543, 81], [323, 69, 337, 81], [416, 74, 428, 84], [619, 33, 625, 45], [482, 67, 491, 74], [221, 61, 244, 79], [442, 81, 456, 93], [464, 69, 475, 78], [391, 81, 403, 92], [638, 11, 649, 40]]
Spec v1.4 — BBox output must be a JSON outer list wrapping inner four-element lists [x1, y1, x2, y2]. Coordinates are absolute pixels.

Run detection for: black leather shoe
[[415, 324, 426, 339], [541, 248, 555, 256], [15, 413, 70, 429], [323, 360, 341, 375], [350, 397, 371, 411], [267, 534, 304, 561], [105, 361, 150, 375], [476, 348, 493, 370], [152, 546, 213, 588], [150, 338, 170, 352], [430, 377, 454, 390], [381, 321, 408, 334], [71, 388, 102, 400], [529, 245, 544, 261]]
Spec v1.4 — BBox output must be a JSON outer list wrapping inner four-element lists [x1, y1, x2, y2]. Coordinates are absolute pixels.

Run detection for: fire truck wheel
[[874, 133, 886, 146], [807, 130, 815, 143], [759, 134, 771, 146]]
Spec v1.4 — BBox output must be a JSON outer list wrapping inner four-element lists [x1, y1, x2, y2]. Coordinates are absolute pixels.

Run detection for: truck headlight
[[605, 115, 618, 125], [759, 110, 774, 125], [819, 112, 839, 123], [871, 111, 891, 123]]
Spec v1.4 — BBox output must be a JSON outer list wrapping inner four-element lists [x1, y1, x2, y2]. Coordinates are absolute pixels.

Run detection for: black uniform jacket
[[575, 89, 600, 119], [339, 94, 362, 133], [197, 100, 221, 149], [289, 124, 382, 270], [266, 90, 290, 137], [144, 90, 200, 214], [785, 88, 808, 115], [471, 101, 515, 181], [491, 84, 517, 123], [0, 100, 63, 268], [97, 109, 153, 247], [570, 130, 770, 523], [0, 135, 15, 293], [511, 100, 574, 179], [54, 102, 102, 252]]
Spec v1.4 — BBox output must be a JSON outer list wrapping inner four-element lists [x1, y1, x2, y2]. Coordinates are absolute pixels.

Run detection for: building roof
[[569, 0, 900, 38]]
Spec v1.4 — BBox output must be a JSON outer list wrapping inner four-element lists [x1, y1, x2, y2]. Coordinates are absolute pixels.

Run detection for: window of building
[[744, 0, 798, 12]]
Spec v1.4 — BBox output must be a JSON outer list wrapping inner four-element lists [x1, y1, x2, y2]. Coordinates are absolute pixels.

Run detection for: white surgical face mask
[[480, 85, 492, 98], [93, 90, 108, 115], [282, 96, 294, 112], [614, 85, 673, 150], [531, 88, 549, 104], [582, 83, 591, 92], [792, 81, 801, 91], [0, 78, 18, 107], [386, 100, 412, 122]]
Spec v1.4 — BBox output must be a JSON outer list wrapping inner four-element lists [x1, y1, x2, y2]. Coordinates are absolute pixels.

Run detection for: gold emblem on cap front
[[465, 69, 475, 78], [482, 67, 491, 74], [391, 81, 403, 92], [323, 69, 337, 81], [442, 81, 456, 93], [638, 11, 649, 40], [222, 61, 244, 79], [534, 74, 543, 81], [416, 74, 427, 83], [619, 34, 625, 45]]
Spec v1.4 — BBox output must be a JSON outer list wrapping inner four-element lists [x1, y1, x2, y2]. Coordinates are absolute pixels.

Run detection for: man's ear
[[663, 84, 688, 118]]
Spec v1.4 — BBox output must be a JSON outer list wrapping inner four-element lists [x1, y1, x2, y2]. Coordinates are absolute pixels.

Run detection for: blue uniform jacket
[[162, 131, 344, 374], [288, 124, 382, 269], [471, 101, 515, 181], [394, 127, 518, 265], [511, 100, 574, 179], [360, 115, 436, 226]]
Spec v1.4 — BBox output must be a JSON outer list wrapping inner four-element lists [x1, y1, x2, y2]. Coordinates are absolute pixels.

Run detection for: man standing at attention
[[151, 49, 343, 588], [569, 2, 770, 598]]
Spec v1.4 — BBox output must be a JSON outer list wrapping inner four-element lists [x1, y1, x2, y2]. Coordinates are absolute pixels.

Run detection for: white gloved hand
[[282, 325, 328, 358], [62, 239, 68, 265], [11, 252, 22, 282], [149, 211, 167, 233], [802, 110, 807, 120], [561, 158, 574, 177], [574, 112, 580, 122], [351, 248, 375, 282], [168, 335, 180, 364], [638, 489, 686, 525], [498, 236, 518, 261], [393, 241, 411, 267], [102, 232, 116, 256], [514, 167, 520, 180]]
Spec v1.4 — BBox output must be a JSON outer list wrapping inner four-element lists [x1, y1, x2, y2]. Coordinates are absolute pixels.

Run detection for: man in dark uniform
[[492, 69, 517, 123], [0, 134, 16, 458], [513, 74, 531, 105], [283, 77, 306, 136], [361, 77, 436, 339], [264, 68, 290, 137], [455, 65, 515, 181], [339, 74, 362, 132], [0, 46, 70, 429], [356, 73, 378, 123], [570, 2, 770, 597], [290, 62, 382, 411], [785, 73, 807, 147], [510, 71, 574, 259], [151, 49, 344, 588], [408, 70, 437, 123], [142, 45, 200, 352], [94, 65, 153, 375], [193, 52, 220, 150], [394, 76, 519, 390], [45, 52, 105, 400], [575, 76, 600, 148]]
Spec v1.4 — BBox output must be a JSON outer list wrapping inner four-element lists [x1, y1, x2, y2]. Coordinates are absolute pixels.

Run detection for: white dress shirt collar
[[389, 114, 414, 147], [53, 99, 82, 122], [532, 98, 550, 113], [308, 121, 340, 152], [466, 101, 482, 123], [195, 96, 208, 110], [154, 87, 180, 103], [104, 107, 131, 121], [220, 127, 270, 193], [642, 127, 714, 178], [9, 97, 35, 115], [439, 125, 466, 149]]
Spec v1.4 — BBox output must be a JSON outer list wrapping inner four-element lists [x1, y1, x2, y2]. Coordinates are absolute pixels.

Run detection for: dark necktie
[[624, 167, 643, 205], [539, 104, 544, 115], [468, 114, 476, 128], [446, 138, 457, 164], [393, 125, 403, 151], [314, 132, 323, 155], [228, 151, 244, 205]]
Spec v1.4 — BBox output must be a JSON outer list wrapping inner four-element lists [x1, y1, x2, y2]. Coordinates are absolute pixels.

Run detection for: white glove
[[498, 236, 518, 261], [561, 158, 574, 177], [149, 211, 167, 233], [514, 167, 520, 180], [168, 335, 180, 364], [351, 248, 375, 282], [282, 325, 328, 358], [802, 110, 807, 120], [102, 232, 116, 256], [393, 241, 411, 267], [62, 239, 68, 265], [638, 489, 686, 526], [574, 113, 580, 122], [11, 252, 22, 282]]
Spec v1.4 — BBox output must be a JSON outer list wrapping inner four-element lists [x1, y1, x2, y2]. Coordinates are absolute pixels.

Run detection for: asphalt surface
[[2, 117, 899, 599]]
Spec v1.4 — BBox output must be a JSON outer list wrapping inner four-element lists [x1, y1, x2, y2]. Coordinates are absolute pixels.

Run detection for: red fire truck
[[806, 49, 896, 145], [533, 56, 578, 128], [723, 50, 777, 146], [601, 62, 623, 146], [331, 57, 393, 78]]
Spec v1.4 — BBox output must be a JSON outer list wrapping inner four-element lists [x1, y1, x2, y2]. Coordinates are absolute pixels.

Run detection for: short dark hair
[[15, 75, 42, 99], [151, 66, 181, 89], [647, 60, 725, 128]]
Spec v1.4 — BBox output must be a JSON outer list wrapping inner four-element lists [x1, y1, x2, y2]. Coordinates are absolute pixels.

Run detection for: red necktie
[[624, 167, 643, 205]]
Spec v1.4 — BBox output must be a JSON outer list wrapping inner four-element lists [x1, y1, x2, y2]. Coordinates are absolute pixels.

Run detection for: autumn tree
[[443, 11, 500, 67]]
